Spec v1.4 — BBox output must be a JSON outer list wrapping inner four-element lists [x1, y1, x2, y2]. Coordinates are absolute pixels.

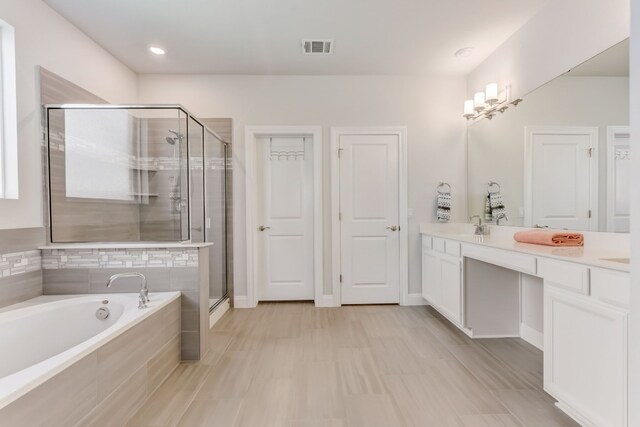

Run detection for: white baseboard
[[315, 295, 339, 307], [520, 323, 544, 351], [209, 299, 230, 328], [233, 295, 253, 308], [404, 293, 428, 306], [555, 401, 596, 427]]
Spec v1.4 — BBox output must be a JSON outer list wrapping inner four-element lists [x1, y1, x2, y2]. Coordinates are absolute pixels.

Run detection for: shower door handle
[[258, 225, 271, 232]]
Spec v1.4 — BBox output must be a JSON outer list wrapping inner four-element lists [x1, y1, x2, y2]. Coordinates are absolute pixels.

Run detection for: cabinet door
[[422, 249, 441, 307], [440, 256, 462, 325], [544, 285, 627, 427]]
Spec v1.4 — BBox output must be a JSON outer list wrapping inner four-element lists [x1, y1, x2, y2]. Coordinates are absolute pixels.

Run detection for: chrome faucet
[[106, 272, 149, 308], [469, 215, 486, 235], [495, 213, 509, 226]]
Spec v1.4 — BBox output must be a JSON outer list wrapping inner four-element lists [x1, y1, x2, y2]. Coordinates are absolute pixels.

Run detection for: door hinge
[[588, 210, 592, 218], [338, 148, 344, 158], [339, 212, 342, 221], [339, 274, 343, 283]]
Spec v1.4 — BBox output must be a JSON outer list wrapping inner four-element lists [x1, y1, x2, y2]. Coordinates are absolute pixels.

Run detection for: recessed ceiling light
[[149, 46, 166, 55], [454, 47, 474, 58]]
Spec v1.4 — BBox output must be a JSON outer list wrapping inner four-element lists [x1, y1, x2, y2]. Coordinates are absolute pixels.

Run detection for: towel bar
[[437, 182, 451, 194]]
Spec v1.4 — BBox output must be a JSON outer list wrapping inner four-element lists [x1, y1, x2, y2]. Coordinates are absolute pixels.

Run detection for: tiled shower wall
[[42, 246, 210, 360], [0, 228, 45, 308]]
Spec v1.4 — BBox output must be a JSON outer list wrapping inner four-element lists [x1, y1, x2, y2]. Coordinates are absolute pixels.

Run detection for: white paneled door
[[526, 127, 598, 231], [257, 136, 315, 301], [339, 133, 400, 304]]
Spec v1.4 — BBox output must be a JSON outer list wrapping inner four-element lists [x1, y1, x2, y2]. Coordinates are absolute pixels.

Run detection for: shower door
[[204, 128, 229, 310]]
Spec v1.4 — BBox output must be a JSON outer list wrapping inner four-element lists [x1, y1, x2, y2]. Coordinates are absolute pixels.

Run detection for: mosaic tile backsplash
[[0, 250, 42, 277], [42, 248, 199, 269]]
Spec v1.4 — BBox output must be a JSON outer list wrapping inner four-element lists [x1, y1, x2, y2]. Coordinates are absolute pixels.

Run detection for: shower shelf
[[129, 193, 160, 197], [131, 167, 159, 172]]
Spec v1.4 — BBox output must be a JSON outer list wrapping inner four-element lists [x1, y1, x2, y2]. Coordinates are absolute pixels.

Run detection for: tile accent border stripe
[[42, 248, 199, 269], [0, 250, 42, 277]]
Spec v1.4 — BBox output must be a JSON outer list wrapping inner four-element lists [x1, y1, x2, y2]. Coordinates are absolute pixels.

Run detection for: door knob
[[386, 225, 399, 231], [258, 225, 271, 232]]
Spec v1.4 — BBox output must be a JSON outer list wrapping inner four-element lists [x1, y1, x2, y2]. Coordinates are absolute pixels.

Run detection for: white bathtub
[[0, 292, 180, 410]]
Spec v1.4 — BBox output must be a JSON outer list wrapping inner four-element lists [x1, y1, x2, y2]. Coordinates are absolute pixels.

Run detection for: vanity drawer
[[462, 244, 537, 275], [591, 268, 630, 309], [540, 259, 590, 295], [422, 235, 432, 250], [445, 240, 461, 257], [432, 238, 446, 253]]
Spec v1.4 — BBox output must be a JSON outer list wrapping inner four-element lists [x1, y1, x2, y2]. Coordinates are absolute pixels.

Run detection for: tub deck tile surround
[[127, 303, 578, 427], [0, 228, 45, 308], [0, 297, 181, 427], [42, 246, 211, 360]]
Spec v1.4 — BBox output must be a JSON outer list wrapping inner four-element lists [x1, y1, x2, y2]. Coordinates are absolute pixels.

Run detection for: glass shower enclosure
[[44, 105, 231, 311]]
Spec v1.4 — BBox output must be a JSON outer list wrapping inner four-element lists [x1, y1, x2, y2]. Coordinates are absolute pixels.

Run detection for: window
[[0, 19, 17, 199]]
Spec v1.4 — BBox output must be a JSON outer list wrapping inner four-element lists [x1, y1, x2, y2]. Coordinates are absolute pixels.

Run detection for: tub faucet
[[106, 272, 149, 305]]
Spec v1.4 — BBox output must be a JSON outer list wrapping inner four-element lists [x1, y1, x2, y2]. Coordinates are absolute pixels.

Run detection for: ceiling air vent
[[302, 39, 333, 55]]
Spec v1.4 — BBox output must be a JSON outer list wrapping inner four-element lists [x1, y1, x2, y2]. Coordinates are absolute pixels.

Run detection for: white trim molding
[[243, 126, 323, 308], [330, 126, 409, 306], [520, 323, 544, 351], [209, 299, 230, 328], [233, 295, 251, 309], [0, 19, 18, 199]]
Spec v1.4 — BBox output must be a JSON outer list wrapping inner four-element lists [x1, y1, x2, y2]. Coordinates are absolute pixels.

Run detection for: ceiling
[[44, 0, 548, 75], [567, 39, 629, 77]]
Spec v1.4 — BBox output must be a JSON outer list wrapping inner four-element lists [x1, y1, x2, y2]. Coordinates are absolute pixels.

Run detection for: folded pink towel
[[514, 230, 584, 247]]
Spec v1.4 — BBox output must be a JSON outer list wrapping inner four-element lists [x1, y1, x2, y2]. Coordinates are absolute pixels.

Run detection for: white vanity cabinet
[[421, 236, 462, 325], [420, 227, 630, 427], [543, 261, 629, 427]]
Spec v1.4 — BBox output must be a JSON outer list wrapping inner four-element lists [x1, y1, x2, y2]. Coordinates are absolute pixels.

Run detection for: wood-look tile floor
[[127, 303, 579, 427]]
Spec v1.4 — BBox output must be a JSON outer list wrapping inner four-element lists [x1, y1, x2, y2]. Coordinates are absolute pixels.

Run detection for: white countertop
[[39, 242, 213, 250], [420, 223, 630, 273]]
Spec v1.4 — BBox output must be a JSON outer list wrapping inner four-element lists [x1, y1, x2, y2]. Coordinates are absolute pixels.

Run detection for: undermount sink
[[600, 258, 630, 264]]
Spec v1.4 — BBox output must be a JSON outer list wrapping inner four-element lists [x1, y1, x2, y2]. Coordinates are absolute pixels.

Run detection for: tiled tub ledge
[[0, 293, 181, 427]]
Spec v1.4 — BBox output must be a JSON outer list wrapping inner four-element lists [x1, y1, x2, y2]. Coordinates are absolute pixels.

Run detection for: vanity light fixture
[[463, 83, 515, 121], [149, 46, 166, 55]]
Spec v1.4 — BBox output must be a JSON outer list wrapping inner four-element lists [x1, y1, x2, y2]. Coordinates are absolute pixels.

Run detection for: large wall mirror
[[467, 39, 629, 233]]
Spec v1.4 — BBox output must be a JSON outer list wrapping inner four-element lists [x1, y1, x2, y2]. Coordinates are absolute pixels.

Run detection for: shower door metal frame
[[202, 128, 231, 312], [42, 104, 228, 246]]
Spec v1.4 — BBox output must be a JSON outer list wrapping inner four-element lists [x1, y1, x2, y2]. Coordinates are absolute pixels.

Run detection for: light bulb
[[474, 92, 486, 112], [463, 100, 475, 119], [485, 83, 499, 105]]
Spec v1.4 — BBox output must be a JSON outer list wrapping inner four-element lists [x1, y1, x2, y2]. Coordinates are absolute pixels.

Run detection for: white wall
[[467, 0, 630, 100], [137, 74, 468, 298], [0, 0, 137, 230], [468, 75, 629, 230], [628, 0, 639, 424]]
